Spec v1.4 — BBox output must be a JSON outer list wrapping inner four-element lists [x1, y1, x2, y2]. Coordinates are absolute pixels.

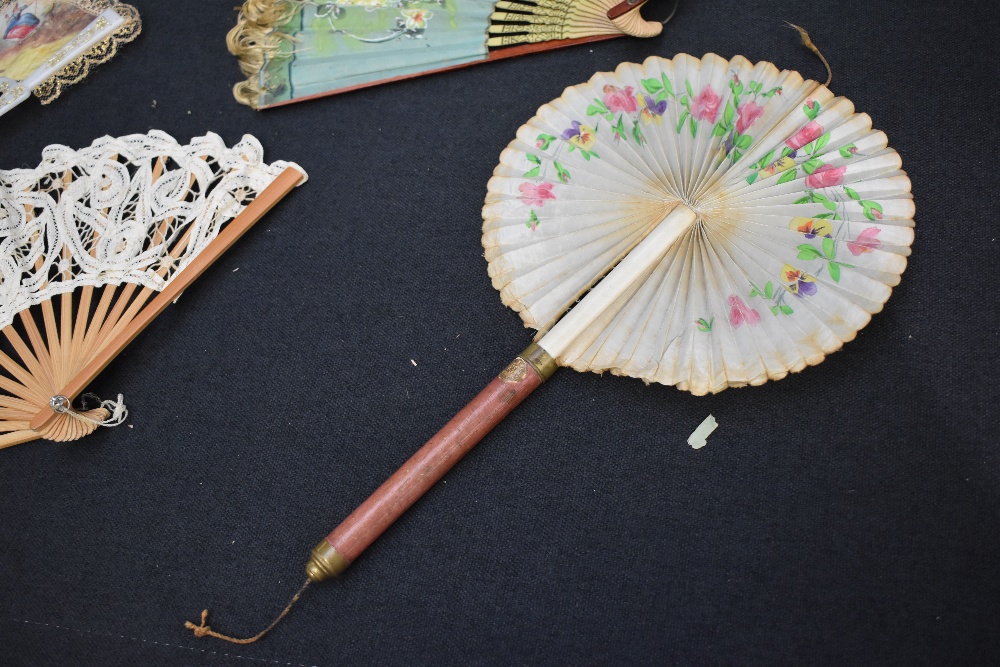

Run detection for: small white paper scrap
[[687, 415, 719, 450]]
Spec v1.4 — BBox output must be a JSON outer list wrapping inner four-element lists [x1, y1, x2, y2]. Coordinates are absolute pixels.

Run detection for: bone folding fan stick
[[0, 131, 306, 448], [187, 53, 913, 643]]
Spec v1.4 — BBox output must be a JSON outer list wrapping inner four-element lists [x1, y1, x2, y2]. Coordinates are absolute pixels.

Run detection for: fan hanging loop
[[48, 394, 129, 429]]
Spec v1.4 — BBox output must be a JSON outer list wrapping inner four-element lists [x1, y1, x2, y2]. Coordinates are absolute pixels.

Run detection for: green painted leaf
[[745, 172, 758, 185], [802, 158, 822, 175], [862, 201, 883, 221], [661, 73, 674, 97], [828, 262, 841, 282], [523, 167, 540, 178], [814, 132, 831, 154], [779, 305, 794, 315], [839, 143, 858, 159], [554, 161, 571, 183], [526, 154, 541, 164], [685, 80, 694, 97], [676, 110, 689, 134], [770, 306, 780, 316], [712, 122, 727, 137], [724, 101, 736, 125], [800, 140, 815, 155], [641, 78, 662, 95], [735, 134, 752, 150], [822, 237, 836, 259], [798, 244, 823, 260], [814, 213, 835, 219], [764, 281, 774, 299], [689, 116, 697, 138], [780, 145, 793, 159], [844, 186, 860, 201], [803, 100, 820, 119], [777, 168, 797, 184], [749, 288, 760, 297], [526, 210, 539, 229]]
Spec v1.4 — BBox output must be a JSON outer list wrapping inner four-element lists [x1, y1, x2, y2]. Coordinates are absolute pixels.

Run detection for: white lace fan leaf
[[483, 54, 914, 395], [0, 131, 306, 447]]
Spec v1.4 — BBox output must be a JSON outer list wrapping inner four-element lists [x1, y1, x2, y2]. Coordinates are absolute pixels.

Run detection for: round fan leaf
[[483, 54, 913, 395]]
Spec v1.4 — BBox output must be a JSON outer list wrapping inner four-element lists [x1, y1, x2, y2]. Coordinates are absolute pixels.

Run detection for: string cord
[[185, 579, 311, 645], [786, 22, 832, 87], [50, 393, 128, 428]]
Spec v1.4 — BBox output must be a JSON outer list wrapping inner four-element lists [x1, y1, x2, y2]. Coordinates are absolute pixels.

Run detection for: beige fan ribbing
[[484, 54, 914, 395]]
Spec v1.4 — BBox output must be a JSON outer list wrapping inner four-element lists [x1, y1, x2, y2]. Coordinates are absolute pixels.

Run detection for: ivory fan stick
[[305, 204, 697, 580]]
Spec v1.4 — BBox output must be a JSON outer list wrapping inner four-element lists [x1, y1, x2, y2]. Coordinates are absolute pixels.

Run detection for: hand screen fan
[[0, 131, 306, 449], [0, 0, 140, 117], [189, 53, 913, 642], [227, 0, 665, 109]]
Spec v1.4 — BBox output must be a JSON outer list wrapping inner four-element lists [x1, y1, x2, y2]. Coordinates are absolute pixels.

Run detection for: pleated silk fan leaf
[[0, 131, 306, 449], [227, 0, 662, 108], [483, 54, 914, 395]]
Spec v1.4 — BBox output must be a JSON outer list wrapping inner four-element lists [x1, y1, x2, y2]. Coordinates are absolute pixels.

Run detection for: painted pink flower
[[786, 121, 823, 150], [804, 164, 847, 189], [603, 85, 638, 114], [847, 227, 882, 256], [735, 101, 765, 134], [518, 182, 556, 207], [691, 85, 721, 122], [728, 295, 761, 328]]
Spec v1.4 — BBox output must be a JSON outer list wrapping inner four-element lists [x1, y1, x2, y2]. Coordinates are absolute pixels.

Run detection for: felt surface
[[2, 1, 998, 665]]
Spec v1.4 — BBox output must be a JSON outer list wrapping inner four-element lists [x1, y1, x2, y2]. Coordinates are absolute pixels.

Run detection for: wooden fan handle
[[607, 0, 651, 20], [305, 343, 558, 581], [28, 166, 306, 433]]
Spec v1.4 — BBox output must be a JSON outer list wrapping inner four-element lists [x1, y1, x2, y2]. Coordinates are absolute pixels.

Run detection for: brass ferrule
[[305, 540, 351, 582], [519, 343, 558, 382]]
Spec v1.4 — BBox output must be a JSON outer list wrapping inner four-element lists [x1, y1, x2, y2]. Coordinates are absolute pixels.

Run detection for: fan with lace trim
[[0, 131, 306, 449], [483, 53, 914, 395]]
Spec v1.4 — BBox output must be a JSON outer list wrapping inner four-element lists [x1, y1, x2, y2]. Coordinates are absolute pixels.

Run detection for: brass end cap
[[305, 540, 351, 582], [519, 343, 558, 382]]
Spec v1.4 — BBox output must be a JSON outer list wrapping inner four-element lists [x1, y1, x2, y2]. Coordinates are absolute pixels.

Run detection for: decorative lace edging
[[33, 0, 142, 104]]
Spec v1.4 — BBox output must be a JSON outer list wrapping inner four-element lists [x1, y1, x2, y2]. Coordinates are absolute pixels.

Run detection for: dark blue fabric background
[[2, 1, 997, 665]]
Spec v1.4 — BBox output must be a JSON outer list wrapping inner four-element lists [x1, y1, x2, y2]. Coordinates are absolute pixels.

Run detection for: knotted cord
[[185, 579, 311, 644]]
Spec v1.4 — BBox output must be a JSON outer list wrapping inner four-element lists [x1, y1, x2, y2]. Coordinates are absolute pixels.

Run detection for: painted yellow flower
[[789, 216, 833, 239], [637, 93, 666, 125], [561, 121, 597, 150], [781, 264, 817, 297], [761, 156, 795, 179]]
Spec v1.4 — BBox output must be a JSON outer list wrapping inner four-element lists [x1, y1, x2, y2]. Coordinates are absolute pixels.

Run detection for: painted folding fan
[[186, 53, 914, 643], [0, 131, 306, 449], [228, 0, 665, 109], [0, 1, 140, 117]]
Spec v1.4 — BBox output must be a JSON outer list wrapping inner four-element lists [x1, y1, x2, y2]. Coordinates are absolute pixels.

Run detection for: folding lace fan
[[0, 1, 140, 117], [0, 131, 306, 449], [228, 0, 665, 109], [188, 53, 913, 643]]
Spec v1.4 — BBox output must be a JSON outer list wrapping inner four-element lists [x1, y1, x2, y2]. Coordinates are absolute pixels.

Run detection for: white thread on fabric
[[52, 394, 129, 429]]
